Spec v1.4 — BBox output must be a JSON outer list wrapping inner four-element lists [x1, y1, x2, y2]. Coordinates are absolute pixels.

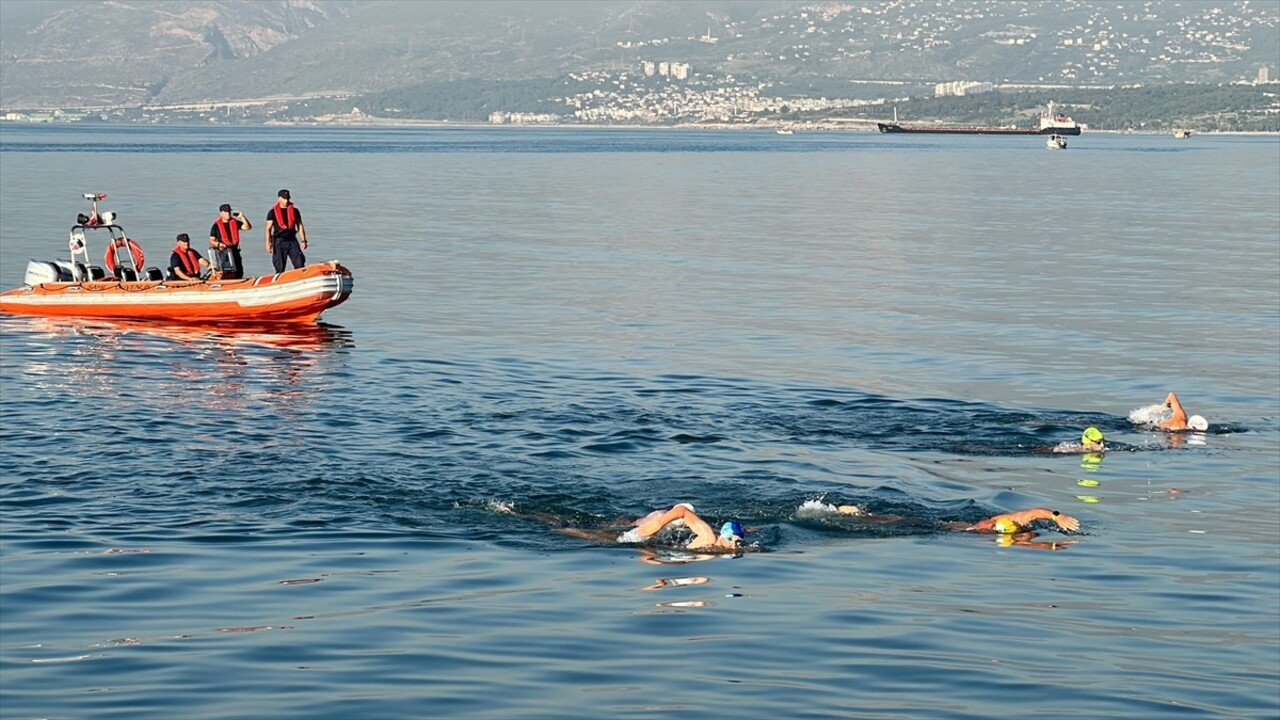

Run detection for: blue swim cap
[[720, 520, 744, 541]]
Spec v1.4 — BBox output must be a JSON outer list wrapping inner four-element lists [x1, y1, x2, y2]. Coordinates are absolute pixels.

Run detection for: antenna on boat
[[79, 192, 108, 226]]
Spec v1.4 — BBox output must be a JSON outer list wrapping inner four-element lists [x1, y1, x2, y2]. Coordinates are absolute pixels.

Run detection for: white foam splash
[[486, 500, 515, 515], [1129, 403, 1171, 426], [616, 528, 645, 544], [795, 499, 839, 517]]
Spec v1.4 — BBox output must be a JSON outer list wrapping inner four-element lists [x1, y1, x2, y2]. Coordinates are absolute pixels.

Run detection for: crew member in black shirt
[[264, 189, 307, 273]]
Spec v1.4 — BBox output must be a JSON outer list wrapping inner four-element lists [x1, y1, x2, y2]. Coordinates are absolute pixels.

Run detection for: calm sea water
[[1, 125, 1277, 719]]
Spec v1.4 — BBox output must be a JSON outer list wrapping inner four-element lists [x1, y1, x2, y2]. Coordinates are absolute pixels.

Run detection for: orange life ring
[[104, 238, 145, 275]]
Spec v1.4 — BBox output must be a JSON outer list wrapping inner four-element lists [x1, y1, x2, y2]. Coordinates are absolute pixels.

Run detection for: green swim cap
[[993, 517, 1022, 534], [1082, 427, 1104, 444]]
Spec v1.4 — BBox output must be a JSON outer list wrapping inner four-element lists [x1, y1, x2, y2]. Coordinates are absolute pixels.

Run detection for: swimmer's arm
[[632, 505, 717, 546], [976, 509, 1080, 533], [1157, 392, 1188, 430], [558, 527, 623, 543]]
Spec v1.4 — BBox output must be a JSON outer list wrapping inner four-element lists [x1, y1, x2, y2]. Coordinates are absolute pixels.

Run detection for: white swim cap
[[1188, 415, 1208, 431], [675, 502, 695, 512]]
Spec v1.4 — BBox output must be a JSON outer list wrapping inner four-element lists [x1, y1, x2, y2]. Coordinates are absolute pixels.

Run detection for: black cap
[[176, 233, 190, 242], [219, 203, 232, 212], [277, 189, 291, 199]]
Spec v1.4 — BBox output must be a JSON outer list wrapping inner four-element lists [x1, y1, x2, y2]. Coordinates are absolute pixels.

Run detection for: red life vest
[[214, 218, 240, 247], [173, 245, 202, 277], [272, 203, 297, 231]]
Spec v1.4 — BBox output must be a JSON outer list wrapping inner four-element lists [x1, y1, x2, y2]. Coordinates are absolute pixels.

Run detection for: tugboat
[[0, 193, 354, 324]]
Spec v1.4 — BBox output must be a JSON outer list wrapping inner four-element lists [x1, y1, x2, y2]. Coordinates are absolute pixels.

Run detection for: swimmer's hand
[[1053, 512, 1080, 533], [836, 504, 862, 516]]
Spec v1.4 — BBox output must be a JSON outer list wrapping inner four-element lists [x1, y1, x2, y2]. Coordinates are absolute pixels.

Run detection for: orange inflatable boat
[[0, 193, 353, 324]]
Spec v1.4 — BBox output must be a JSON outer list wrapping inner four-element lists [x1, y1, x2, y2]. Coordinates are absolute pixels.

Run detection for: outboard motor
[[24, 260, 64, 286]]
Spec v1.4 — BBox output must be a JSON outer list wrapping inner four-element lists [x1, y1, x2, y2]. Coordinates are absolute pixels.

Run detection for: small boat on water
[[1046, 134, 1068, 150], [0, 193, 353, 324], [1175, 129, 1193, 139], [775, 127, 795, 135]]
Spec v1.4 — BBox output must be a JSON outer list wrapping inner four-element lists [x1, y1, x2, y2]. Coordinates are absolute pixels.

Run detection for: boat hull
[[0, 261, 353, 324], [877, 123, 1081, 136]]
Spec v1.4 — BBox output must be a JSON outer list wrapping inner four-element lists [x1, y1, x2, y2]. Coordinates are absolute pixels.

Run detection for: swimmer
[[836, 504, 1080, 535], [519, 499, 747, 556], [618, 503, 745, 552], [963, 508, 1081, 534], [533, 502, 746, 554], [1146, 392, 1208, 432], [1042, 426, 1106, 454]]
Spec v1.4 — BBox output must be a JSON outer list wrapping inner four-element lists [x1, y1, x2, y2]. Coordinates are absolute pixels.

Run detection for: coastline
[[3, 116, 1277, 136]]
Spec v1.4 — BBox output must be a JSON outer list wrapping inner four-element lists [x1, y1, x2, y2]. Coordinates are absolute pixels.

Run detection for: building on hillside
[[650, 61, 690, 80], [488, 111, 559, 125], [934, 81, 994, 97]]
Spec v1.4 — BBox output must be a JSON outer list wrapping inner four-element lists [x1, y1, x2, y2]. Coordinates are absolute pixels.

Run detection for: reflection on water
[[1080, 452, 1104, 471], [643, 575, 710, 590], [3, 315, 353, 404], [637, 548, 723, 566], [991, 533, 1077, 551], [9, 315, 354, 352]]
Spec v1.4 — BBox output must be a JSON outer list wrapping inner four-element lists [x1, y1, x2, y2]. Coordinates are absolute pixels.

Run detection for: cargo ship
[[877, 104, 1082, 136]]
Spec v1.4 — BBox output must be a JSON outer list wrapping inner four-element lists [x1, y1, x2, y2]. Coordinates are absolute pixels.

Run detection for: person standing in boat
[[264, 189, 307, 274], [209, 203, 252, 279], [169, 233, 212, 281]]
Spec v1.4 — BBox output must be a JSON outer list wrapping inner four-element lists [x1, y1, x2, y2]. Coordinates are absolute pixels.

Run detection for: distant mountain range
[[1, 0, 1276, 111]]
